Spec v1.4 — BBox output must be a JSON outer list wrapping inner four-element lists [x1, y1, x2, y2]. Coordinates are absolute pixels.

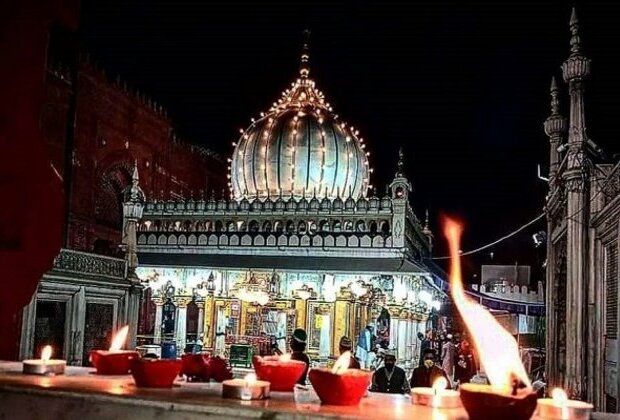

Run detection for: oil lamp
[[411, 377, 461, 408], [130, 356, 182, 388], [22, 345, 66, 375], [252, 353, 306, 392], [534, 388, 593, 420], [308, 351, 372, 406], [222, 373, 270, 400], [90, 325, 139, 375], [443, 219, 537, 420]]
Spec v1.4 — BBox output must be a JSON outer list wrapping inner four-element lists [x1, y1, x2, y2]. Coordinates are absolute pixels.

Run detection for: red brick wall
[[42, 58, 225, 255]]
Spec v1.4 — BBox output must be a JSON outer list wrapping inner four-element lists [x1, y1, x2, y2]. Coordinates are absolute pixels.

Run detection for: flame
[[280, 353, 292, 362], [551, 388, 568, 405], [432, 377, 448, 393], [244, 373, 257, 386], [109, 325, 129, 351], [331, 351, 351, 374], [41, 345, 52, 362], [444, 218, 531, 392]]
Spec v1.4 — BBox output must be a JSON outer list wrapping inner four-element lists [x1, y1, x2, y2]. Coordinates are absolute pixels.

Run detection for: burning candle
[[308, 351, 372, 406], [535, 388, 593, 420], [411, 377, 461, 408], [89, 326, 139, 375], [222, 373, 270, 400], [22, 346, 66, 376], [443, 219, 538, 420], [252, 353, 307, 392]]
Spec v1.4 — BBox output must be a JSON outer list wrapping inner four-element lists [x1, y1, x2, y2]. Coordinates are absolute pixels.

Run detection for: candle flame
[[331, 351, 351, 374], [551, 388, 568, 406], [280, 353, 292, 362], [109, 325, 129, 351], [41, 345, 52, 362], [432, 377, 448, 393], [244, 373, 257, 386], [444, 218, 531, 392]]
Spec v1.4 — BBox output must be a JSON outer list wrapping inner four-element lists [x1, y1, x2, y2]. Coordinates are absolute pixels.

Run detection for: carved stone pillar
[[174, 297, 192, 352], [195, 300, 205, 341], [152, 297, 164, 344]]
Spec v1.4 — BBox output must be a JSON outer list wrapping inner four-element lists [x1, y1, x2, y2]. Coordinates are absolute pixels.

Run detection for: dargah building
[[126, 37, 448, 366]]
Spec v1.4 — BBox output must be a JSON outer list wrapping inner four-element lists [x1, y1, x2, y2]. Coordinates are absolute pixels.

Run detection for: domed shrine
[[229, 35, 370, 201], [128, 33, 447, 367]]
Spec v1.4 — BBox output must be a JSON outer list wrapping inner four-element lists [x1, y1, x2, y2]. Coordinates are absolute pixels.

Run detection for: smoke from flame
[[444, 218, 531, 392], [109, 325, 129, 351]]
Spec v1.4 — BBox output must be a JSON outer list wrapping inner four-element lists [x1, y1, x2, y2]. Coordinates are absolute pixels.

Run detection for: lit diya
[[252, 353, 306, 392], [411, 377, 461, 408], [90, 325, 139, 375], [535, 388, 593, 420], [222, 373, 270, 400], [443, 219, 537, 420], [130, 356, 182, 388], [308, 351, 372, 406], [23, 345, 66, 376]]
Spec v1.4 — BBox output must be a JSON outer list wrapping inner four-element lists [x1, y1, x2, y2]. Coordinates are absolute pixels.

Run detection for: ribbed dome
[[229, 37, 370, 201]]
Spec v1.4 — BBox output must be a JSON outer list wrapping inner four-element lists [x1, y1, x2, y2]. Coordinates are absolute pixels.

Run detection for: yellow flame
[[41, 345, 52, 362], [280, 353, 292, 362], [109, 325, 129, 351], [331, 351, 351, 374], [444, 218, 531, 392], [244, 373, 257, 386], [432, 377, 448, 393], [551, 388, 568, 406]]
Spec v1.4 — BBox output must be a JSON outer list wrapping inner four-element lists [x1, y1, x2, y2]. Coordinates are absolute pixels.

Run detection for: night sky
[[80, 1, 620, 281]]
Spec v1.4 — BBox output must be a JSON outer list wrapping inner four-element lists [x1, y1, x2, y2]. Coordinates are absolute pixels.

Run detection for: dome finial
[[569, 7, 582, 56], [396, 147, 405, 177], [299, 29, 311, 79]]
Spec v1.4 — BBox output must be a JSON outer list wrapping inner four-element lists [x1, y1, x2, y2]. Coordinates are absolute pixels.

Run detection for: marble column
[[174, 297, 192, 353], [152, 298, 164, 344], [196, 300, 205, 341], [397, 319, 407, 363]]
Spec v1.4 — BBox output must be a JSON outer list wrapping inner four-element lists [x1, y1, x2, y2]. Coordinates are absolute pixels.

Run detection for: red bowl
[[459, 383, 538, 420], [181, 354, 209, 378], [90, 350, 139, 375], [252, 356, 306, 392], [131, 358, 182, 388], [308, 368, 372, 405]]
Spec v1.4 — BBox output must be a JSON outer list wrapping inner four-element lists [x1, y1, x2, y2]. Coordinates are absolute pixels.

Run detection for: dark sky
[[79, 0, 620, 281]]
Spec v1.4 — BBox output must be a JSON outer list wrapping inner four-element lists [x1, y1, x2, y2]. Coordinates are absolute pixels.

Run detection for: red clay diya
[[308, 368, 372, 406], [90, 350, 139, 375], [459, 383, 538, 420], [252, 355, 306, 392], [130, 357, 182, 388], [180, 354, 232, 382]]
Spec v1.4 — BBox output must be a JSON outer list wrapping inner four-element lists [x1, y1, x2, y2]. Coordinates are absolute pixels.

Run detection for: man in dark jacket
[[410, 348, 451, 389], [290, 328, 310, 385], [370, 352, 410, 394]]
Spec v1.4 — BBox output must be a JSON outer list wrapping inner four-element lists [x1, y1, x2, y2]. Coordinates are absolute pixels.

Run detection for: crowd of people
[[275, 326, 478, 394]]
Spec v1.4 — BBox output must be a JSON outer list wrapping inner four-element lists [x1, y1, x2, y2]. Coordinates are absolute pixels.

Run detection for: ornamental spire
[[549, 76, 560, 115], [299, 29, 311, 79], [569, 7, 582, 56], [396, 147, 405, 177]]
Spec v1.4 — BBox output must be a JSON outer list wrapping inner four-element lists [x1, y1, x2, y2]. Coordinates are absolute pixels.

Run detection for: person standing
[[417, 331, 432, 365], [356, 324, 375, 369], [339, 336, 361, 369], [290, 328, 310, 385], [410, 348, 451, 388], [370, 352, 410, 394], [441, 334, 456, 386]]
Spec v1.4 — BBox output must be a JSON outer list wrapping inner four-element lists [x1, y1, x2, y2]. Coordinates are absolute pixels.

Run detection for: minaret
[[422, 210, 434, 251], [389, 147, 412, 249], [543, 76, 567, 186], [560, 6, 591, 400]]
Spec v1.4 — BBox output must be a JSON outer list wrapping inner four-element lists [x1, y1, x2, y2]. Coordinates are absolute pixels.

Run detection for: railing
[[52, 248, 126, 279]]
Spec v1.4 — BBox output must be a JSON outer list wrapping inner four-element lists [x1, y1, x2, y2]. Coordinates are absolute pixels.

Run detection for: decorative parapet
[[52, 248, 126, 279], [471, 281, 544, 304]]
